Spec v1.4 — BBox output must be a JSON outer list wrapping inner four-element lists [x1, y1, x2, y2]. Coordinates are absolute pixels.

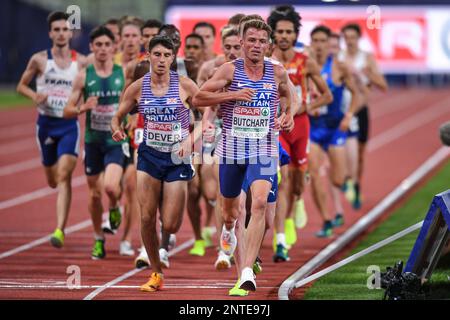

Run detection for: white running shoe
[[159, 248, 170, 269], [220, 225, 237, 256], [101, 220, 117, 235], [214, 250, 231, 270], [168, 234, 176, 251], [239, 267, 256, 291], [135, 246, 150, 269], [119, 240, 135, 256]]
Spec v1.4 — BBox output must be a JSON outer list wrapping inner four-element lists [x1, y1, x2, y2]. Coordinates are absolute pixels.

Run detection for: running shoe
[[189, 239, 206, 256], [344, 180, 356, 203], [101, 219, 117, 235], [229, 279, 249, 296], [109, 207, 122, 231], [159, 248, 170, 269], [294, 199, 308, 229], [201, 226, 214, 248], [50, 228, 64, 248], [214, 250, 231, 270], [91, 239, 106, 260], [140, 272, 164, 292], [315, 221, 333, 238], [119, 240, 135, 256], [135, 246, 150, 269], [239, 267, 256, 291], [273, 244, 290, 262], [285, 218, 297, 246], [332, 213, 344, 228], [352, 193, 362, 210], [220, 225, 237, 256], [253, 256, 263, 274]]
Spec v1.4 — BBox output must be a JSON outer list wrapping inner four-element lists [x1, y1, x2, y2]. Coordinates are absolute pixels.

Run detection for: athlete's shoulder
[[30, 50, 47, 66]]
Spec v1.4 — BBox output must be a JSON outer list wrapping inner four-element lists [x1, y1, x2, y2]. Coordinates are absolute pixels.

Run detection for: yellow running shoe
[[189, 239, 206, 256], [201, 227, 214, 248], [140, 272, 164, 292], [272, 230, 277, 252], [50, 228, 64, 248], [285, 218, 297, 246], [294, 199, 308, 229], [229, 279, 248, 296]]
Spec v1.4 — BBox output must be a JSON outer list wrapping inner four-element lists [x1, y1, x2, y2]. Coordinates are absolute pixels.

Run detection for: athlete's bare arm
[[339, 62, 360, 131], [306, 58, 333, 111], [364, 53, 388, 92], [274, 64, 294, 132], [63, 69, 96, 118], [111, 78, 143, 142], [76, 53, 89, 69], [196, 59, 216, 87], [16, 52, 46, 104], [193, 62, 254, 107]]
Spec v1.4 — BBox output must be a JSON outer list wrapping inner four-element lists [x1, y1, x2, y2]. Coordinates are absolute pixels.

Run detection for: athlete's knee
[[88, 187, 102, 202], [47, 177, 58, 189], [162, 221, 180, 234], [104, 182, 121, 199], [250, 195, 267, 218], [57, 167, 73, 184], [188, 185, 200, 200]]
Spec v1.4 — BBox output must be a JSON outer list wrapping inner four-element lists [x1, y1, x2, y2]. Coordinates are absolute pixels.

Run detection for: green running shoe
[[109, 207, 122, 231], [253, 256, 263, 275], [229, 279, 248, 297], [294, 199, 308, 229], [332, 214, 344, 227], [189, 239, 206, 256], [273, 244, 290, 262], [285, 218, 297, 246], [91, 239, 106, 260], [50, 228, 64, 248], [315, 221, 333, 238]]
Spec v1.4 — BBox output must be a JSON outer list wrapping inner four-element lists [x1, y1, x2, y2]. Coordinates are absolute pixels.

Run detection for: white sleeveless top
[[338, 49, 369, 86], [36, 49, 78, 118]]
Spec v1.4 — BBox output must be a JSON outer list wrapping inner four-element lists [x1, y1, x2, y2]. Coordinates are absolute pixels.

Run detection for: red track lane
[[0, 88, 449, 300]]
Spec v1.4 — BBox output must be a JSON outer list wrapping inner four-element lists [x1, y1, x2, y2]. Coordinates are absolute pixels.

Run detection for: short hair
[[148, 35, 175, 53], [242, 19, 272, 40], [89, 25, 115, 43], [158, 24, 180, 35], [47, 11, 69, 31], [221, 27, 239, 42], [120, 20, 143, 35], [341, 23, 362, 37], [238, 14, 264, 37], [310, 25, 331, 38], [142, 19, 162, 32], [228, 14, 245, 27], [267, 5, 302, 36], [185, 33, 204, 45], [193, 22, 216, 36], [330, 32, 340, 40], [104, 18, 119, 26]]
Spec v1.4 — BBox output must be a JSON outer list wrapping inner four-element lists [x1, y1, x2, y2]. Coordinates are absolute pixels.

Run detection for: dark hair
[[228, 14, 245, 26], [158, 24, 180, 35], [193, 22, 216, 36], [185, 33, 204, 45], [142, 19, 162, 32], [89, 26, 115, 43], [148, 35, 175, 53], [267, 5, 302, 36], [310, 25, 331, 38], [47, 11, 69, 31], [104, 18, 119, 26], [242, 19, 272, 40], [341, 23, 362, 37], [330, 32, 340, 40]]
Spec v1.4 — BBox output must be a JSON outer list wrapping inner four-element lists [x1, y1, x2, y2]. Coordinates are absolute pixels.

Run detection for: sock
[[354, 183, 360, 197], [324, 220, 333, 228], [94, 233, 104, 241], [276, 233, 286, 247]]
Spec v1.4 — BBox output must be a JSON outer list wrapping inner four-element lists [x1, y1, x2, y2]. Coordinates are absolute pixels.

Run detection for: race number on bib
[[91, 104, 118, 131], [146, 121, 182, 152], [231, 106, 270, 139]]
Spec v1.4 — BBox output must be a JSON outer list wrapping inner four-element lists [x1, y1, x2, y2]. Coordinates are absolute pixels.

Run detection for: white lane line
[[278, 146, 450, 300], [0, 138, 36, 155], [0, 175, 85, 211], [0, 284, 275, 290], [83, 238, 196, 300], [0, 158, 41, 177]]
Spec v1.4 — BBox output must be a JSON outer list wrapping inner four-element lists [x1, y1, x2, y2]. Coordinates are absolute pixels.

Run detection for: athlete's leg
[[86, 174, 104, 239], [44, 165, 58, 189], [55, 154, 77, 231], [187, 164, 202, 241], [103, 163, 123, 209], [122, 163, 139, 244], [201, 163, 217, 229], [160, 179, 188, 236], [273, 165, 290, 238], [309, 143, 330, 221], [328, 146, 347, 189]]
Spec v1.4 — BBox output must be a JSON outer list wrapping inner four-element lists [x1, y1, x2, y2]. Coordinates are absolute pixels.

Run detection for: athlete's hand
[[202, 121, 216, 143], [178, 138, 192, 158], [80, 96, 98, 113], [125, 113, 138, 133], [339, 113, 352, 132], [33, 93, 48, 105], [280, 111, 294, 133], [112, 128, 127, 142], [233, 88, 255, 102]]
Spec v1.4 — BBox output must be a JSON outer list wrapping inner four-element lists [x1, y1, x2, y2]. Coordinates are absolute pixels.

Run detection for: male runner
[[111, 35, 201, 292], [16, 11, 87, 248], [64, 26, 127, 259], [193, 19, 294, 291], [193, 22, 218, 61]]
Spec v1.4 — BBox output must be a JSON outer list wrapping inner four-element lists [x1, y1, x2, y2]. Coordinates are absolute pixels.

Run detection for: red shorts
[[280, 113, 310, 171]]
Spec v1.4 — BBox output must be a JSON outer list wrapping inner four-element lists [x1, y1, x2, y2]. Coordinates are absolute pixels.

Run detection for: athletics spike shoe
[[315, 221, 333, 238], [220, 225, 237, 256], [140, 272, 164, 292], [214, 250, 231, 270], [273, 244, 290, 262], [294, 199, 308, 229], [285, 218, 297, 246], [135, 247, 150, 269], [119, 240, 135, 256], [201, 226, 215, 248], [159, 248, 170, 269], [50, 228, 64, 248], [253, 256, 263, 274], [189, 239, 206, 256], [229, 279, 249, 297], [239, 267, 256, 291], [332, 213, 344, 228], [109, 207, 122, 231], [101, 219, 117, 235], [91, 239, 106, 260]]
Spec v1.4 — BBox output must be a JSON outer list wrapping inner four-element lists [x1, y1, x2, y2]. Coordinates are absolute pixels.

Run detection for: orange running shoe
[[140, 272, 164, 292]]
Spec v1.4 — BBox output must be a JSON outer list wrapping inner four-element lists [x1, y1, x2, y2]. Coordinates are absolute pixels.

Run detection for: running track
[[0, 88, 449, 300]]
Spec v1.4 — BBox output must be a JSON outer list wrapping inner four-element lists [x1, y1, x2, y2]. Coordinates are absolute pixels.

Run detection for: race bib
[[231, 106, 270, 139], [122, 142, 131, 158], [146, 121, 182, 152], [91, 104, 118, 131], [38, 90, 69, 118], [134, 128, 144, 146]]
